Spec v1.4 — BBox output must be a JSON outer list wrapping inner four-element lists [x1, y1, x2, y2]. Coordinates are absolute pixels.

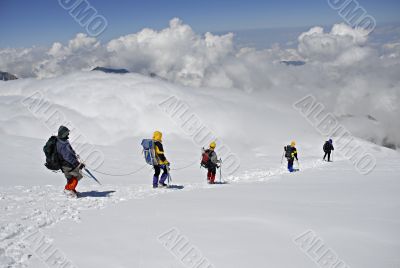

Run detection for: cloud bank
[[1, 18, 399, 148]]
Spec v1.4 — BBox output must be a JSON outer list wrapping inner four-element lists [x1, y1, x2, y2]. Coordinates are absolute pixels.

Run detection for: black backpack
[[43, 136, 62, 171], [323, 142, 331, 152], [284, 145, 292, 158]]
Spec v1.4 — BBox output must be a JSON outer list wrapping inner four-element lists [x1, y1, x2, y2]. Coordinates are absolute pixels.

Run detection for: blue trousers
[[153, 165, 168, 186], [288, 159, 294, 172]]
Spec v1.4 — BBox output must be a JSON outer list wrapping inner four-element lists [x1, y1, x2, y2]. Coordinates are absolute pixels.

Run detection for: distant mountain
[[92, 67, 129, 74], [280, 60, 306, 66], [0, 71, 18, 81]]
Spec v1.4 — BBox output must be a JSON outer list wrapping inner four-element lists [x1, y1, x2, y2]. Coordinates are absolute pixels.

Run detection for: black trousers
[[154, 165, 168, 177], [323, 152, 331, 161]]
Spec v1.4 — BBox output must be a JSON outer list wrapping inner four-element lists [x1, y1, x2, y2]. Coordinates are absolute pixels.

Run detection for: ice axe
[[84, 167, 102, 185], [76, 155, 102, 185]]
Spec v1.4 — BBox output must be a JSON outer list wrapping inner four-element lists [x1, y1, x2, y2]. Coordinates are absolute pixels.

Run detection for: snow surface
[[0, 72, 399, 267]]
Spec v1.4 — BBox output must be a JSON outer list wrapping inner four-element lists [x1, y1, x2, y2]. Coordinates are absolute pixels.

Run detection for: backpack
[[323, 142, 332, 152], [141, 139, 157, 166], [284, 145, 291, 158], [323, 142, 328, 152], [201, 149, 211, 168], [43, 136, 62, 171]]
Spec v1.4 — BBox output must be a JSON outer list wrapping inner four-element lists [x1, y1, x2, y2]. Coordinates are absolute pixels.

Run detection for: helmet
[[58, 126, 70, 140], [329, 139, 333, 144], [153, 131, 162, 141], [290, 141, 296, 147], [209, 141, 216, 149]]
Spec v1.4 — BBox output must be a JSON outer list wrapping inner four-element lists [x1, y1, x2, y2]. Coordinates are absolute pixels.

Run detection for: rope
[[170, 160, 199, 171], [90, 164, 148, 177], [89, 159, 198, 177]]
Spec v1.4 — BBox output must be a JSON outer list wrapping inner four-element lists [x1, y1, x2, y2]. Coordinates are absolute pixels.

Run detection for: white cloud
[[106, 18, 235, 87], [298, 23, 371, 64], [33, 33, 106, 78], [0, 19, 399, 147], [382, 42, 400, 59]]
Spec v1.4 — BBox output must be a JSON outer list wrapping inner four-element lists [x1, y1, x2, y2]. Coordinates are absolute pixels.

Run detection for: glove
[[79, 163, 86, 170]]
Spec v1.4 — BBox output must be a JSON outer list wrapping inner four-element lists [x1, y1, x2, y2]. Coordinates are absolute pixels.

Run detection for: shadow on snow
[[78, 190, 116, 198]]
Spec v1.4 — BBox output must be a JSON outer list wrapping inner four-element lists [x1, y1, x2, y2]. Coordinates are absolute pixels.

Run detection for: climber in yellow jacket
[[152, 131, 170, 188], [284, 141, 299, 172]]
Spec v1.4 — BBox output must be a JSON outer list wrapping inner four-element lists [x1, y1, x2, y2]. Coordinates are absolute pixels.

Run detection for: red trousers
[[65, 177, 78, 191], [207, 171, 216, 184]]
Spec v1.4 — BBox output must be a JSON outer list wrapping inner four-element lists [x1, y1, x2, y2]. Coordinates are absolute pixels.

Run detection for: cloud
[[106, 18, 235, 87], [297, 23, 372, 64], [33, 33, 108, 78], [0, 19, 399, 148], [0, 47, 47, 77], [382, 42, 400, 59]]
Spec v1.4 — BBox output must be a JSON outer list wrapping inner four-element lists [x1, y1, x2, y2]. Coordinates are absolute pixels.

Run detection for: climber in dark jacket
[[56, 126, 84, 194], [323, 139, 334, 162]]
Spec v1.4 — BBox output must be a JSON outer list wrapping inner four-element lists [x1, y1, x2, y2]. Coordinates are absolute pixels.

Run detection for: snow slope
[[0, 72, 399, 268]]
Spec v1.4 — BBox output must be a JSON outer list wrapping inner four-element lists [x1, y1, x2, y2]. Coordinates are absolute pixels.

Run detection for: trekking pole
[[167, 165, 172, 186], [281, 152, 285, 164]]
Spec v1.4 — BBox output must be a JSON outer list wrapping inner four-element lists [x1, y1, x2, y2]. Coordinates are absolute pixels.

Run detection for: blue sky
[[0, 0, 399, 47]]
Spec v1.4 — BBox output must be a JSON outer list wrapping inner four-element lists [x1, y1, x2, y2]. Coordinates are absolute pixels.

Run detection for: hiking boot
[[210, 175, 216, 184], [72, 189, 80, 197], [160, 183, 168, 188], [64, 189, 77, 198]]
